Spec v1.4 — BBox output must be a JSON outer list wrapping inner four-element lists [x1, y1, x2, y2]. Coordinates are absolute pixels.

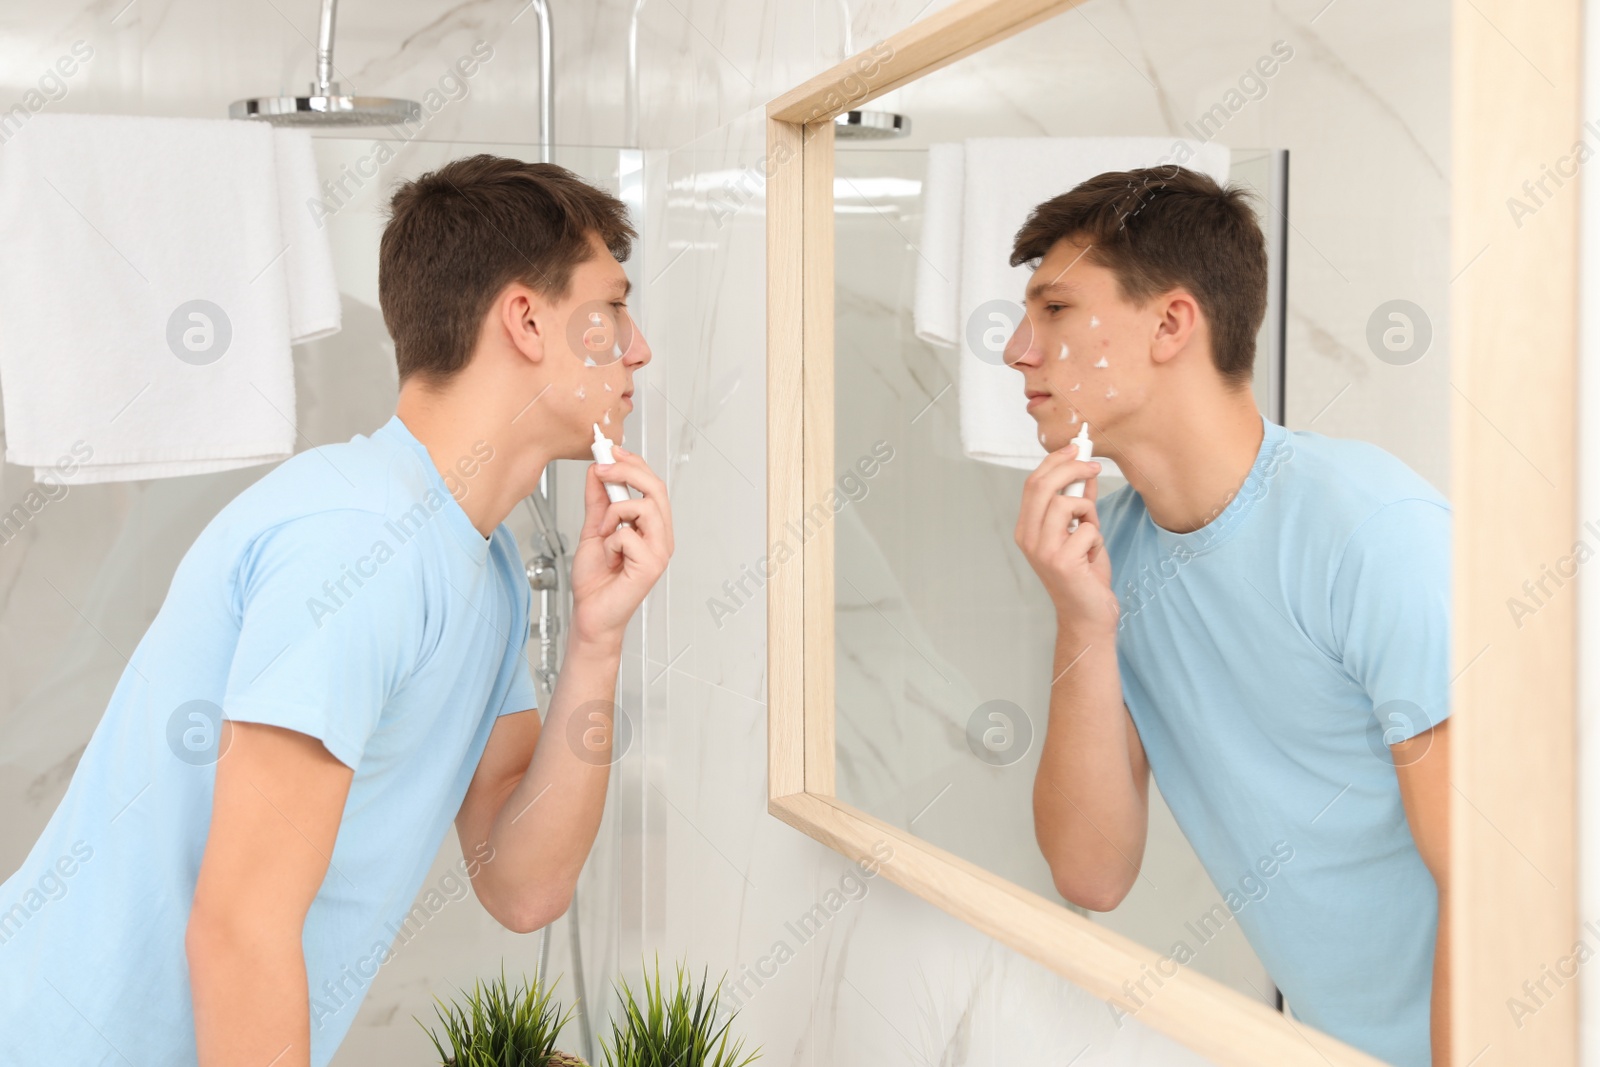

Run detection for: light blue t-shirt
[[1098, 412, 1449, 1067], [0, 414, 539, 1066]]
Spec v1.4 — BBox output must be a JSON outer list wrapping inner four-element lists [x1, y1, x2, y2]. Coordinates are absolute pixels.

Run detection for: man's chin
[[566, 417, 628, 460]]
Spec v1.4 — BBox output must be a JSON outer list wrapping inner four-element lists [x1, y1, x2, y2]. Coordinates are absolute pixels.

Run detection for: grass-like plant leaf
[[600, 956, 760, 1067], [416, 960, 580, 1066]]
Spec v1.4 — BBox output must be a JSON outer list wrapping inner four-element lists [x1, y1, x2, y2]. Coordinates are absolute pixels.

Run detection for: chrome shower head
[[834, 110, 911, 140], [229, 0, 420, 128], [229, 84, 421, 127]]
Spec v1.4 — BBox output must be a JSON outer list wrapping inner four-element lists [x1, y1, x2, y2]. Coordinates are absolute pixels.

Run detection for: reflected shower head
[[229, 0, 421, 128], [834, 110, 911, 140], [229, 84, 421, 127]]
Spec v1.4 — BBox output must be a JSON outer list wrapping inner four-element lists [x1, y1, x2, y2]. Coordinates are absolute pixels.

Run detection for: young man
[[0, 155, 669, 1067], [1013, 167, 1448, 1067]]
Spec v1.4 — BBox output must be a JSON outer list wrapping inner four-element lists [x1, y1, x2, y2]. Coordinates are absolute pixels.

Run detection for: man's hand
[[187, 721, 354, 1067], [1015, 448, 1116, 635], [571, 445, 673, 646]]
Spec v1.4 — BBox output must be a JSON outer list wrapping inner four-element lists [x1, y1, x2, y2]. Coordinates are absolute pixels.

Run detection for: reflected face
[[538, 232, 651, 456], [1006, 236, 1154, 451]]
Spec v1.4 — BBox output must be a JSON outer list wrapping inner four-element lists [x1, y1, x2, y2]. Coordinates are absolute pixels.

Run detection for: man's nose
[[627, 326, 652, 367], [1003, 313, 1039, 368]]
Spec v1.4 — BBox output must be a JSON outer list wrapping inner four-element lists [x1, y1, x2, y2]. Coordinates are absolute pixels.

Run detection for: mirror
[[822, 6, 1448, 1065], [834, 142, 1290, 998]]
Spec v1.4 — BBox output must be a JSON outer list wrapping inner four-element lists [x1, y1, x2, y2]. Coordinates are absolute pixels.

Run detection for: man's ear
[[1149, 288, 1201, 367], [498, 282, 547, 365]]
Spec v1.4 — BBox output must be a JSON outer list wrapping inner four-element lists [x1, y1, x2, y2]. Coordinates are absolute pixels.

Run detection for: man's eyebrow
[[1025, 280, 1079, 301], [609, 276, 633, 298]]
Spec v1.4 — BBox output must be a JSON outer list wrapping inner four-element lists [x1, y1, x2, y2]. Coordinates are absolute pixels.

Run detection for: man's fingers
[[1036, 492, 1097, 556], [1018, 459, 1102, 539], [1061, 513, 1105, 564], [580, 463, 613, 539], [600, 496, 668, 548], [604, 523, 659, 570], [596, 449, 670, 521], [601, 448, 674, 550]]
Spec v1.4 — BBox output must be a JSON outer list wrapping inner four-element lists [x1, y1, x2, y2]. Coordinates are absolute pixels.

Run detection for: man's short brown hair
[[1010, 166, 1266, 387], [379, 154, 636, 386]]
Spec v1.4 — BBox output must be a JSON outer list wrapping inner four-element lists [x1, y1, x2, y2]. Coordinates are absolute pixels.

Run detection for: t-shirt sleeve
[[1328, 497, 1452, 742], [223, 510, 426, 769], [495, 559, 540, 717]]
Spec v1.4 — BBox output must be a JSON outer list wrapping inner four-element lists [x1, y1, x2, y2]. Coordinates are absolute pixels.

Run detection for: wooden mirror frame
[[765, 1, 1580, 1063]]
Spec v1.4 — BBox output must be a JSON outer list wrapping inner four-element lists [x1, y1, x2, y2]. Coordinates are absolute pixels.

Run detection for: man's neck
[[1100, 387, 1266, 535], [394, 384, 556, 540]]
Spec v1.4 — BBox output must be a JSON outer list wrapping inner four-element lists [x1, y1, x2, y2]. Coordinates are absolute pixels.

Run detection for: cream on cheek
[[1061, 311, 1128, 417], [1036, 310, 1122, 445], [1089, 311, 1124, 400]]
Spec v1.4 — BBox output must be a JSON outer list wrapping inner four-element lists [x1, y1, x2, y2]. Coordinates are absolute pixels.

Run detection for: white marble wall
[[0, 0, 1448, 1064]]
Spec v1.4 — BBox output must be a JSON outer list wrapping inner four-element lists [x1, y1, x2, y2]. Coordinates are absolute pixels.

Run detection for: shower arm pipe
[[315, 0, 339, 94], [529, 0, 554, 162], [625, 0, 648, 148], [528, 0, 556, 690]]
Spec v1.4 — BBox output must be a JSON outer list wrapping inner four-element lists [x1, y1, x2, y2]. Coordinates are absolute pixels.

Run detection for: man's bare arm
[[1016, 450, 1148, 911], [187, 721, 354, 1067], [1394, 717, 1450, 1067], [454, 637, 621, 933], [457, 445, 671, 933], [1031, 634, 1151, 911]]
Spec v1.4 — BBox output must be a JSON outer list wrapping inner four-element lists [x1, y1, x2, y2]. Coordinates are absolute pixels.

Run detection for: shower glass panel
[[304, 137, 648, 1064]]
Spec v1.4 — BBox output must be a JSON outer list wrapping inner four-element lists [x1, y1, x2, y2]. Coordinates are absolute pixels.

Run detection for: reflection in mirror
[[833, 138, 1289, 1005], [829, 12, 1448, 1067]]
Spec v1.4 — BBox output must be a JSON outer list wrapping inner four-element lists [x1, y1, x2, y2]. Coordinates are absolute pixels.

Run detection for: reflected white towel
[[912, 142, 963, 348], [919, 137, 1230, 471], [0, 113, 339, 484]]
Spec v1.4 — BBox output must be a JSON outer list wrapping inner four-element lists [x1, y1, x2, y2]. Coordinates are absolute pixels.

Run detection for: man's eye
[[1045, 304, 1066, 314]]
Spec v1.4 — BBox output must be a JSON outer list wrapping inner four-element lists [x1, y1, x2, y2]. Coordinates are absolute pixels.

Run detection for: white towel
[[0, 113, 340, 484], [274, 129, 342, 345], [912, 142, 964, 349], [916, 137, 1230, 471]]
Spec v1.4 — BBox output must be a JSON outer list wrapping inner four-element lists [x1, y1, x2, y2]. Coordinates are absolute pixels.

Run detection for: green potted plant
[[417, 962, 588, 1066], [600, 957, 761, 1067]]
